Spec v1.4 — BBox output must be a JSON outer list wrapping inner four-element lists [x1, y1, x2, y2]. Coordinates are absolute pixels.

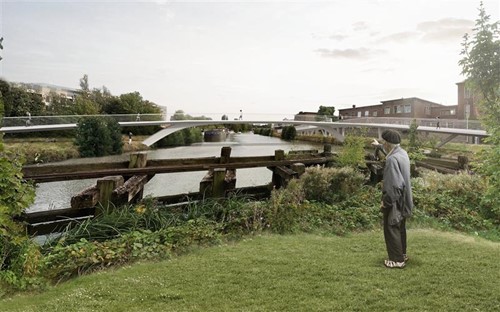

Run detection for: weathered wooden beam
[[70, 186, 99, 210], [415, 161, 458, 174], [18, 207, 95, 225], [112, 175, 149, 205], [274, 166, 297, 180], [24, 156, 332, 183]]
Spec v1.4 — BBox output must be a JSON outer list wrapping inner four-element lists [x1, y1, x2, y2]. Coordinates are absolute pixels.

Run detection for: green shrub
[[280, 126, 297, 141], [412, 171, 498, 232], [74, 116, 123, 157], [267, 179, 305, 234], [337, 134, 366, 167], [300, 166, 366, 203], [0, 139, 39, 292]]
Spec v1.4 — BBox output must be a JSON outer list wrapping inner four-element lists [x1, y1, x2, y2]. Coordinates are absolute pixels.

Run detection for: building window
[[357, 111, 361, 117], [396, 105, 402, 114], [373, 111, 378, 117], [404, 105, 411, 113], [384, 107, 390, 114], [364, 110, 369, 117], [450, 109, 456, 115], [425, 106, 431, 115]]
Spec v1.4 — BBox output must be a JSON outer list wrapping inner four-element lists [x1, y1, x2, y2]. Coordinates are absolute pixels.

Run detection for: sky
[[0, 0, 499, 121]]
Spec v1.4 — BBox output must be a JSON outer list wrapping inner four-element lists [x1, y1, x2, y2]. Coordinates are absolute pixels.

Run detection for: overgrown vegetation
[[459, 2, 500, 213], [337, 133, 366, 167]]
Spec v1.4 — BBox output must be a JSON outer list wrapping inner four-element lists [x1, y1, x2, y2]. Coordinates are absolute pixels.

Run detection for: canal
[[29, 133, 324, 212]]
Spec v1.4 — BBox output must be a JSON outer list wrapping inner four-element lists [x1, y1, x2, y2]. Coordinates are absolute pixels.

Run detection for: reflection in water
[[30, 133, 323, 212]]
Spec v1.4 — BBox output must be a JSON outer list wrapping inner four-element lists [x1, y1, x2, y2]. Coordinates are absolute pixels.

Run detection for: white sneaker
[[384, 259, 406, 268]]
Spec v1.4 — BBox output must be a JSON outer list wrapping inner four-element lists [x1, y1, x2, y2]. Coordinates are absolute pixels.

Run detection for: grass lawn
[[1, 229, 499, 312]]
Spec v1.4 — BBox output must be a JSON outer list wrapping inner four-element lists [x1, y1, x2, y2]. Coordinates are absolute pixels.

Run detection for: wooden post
[[272, 150, 285, 189], [323, 144, 332, 157], [129, 152, 148, 168], [97, 176, 124, 214], [274, 149, 285, 161], [212, 168, 226, 198], [220, 147, 232, 164], [128, 152, 148, 201], [200, 170, 213, 197], [291, 163, 306, 177], [458, 155, 469, 171]]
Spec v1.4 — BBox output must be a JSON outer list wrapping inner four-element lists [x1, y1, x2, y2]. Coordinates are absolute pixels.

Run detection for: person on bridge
[[136, 113, 141, 121], [128, 132, 133, 144], [26, 111, 31, 127], [380, 129, 413, 269], [436, 116, 440, 129]]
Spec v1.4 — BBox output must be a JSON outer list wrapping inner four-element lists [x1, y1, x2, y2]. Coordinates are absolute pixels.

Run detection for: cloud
[[315, 48, 383, 60], [352, 21, 368, 31], [311, 33, 347, 41], [417, 18, 474, 42], [377, 31, 421, 43]]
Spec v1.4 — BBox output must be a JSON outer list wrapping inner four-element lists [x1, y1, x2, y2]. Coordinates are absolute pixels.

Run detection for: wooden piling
[[97, 176, 124, 213], [129, 152, 148, 169], [212, 168, 226, 198]]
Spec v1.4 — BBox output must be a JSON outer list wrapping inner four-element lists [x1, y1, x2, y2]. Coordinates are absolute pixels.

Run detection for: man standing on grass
[[379, 129, 413, 268]]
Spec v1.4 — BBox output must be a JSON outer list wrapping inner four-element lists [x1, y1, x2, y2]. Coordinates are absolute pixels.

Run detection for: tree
[[170, 110, 212, 121], [0, 37, 3, 61], [281, 125, 297, 141], [317, 106, 336, 121], [75, 116, 123, 157], [459, 2, 500, 218], [79, 74, 89, 92]]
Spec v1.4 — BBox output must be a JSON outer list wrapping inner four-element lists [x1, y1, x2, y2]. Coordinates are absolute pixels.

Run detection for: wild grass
[[2, 135, 150, 164], [1, 230, 498, 312]]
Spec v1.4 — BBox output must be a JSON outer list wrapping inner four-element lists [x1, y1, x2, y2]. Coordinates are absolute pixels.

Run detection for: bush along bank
[[1, 166, 498, 296]]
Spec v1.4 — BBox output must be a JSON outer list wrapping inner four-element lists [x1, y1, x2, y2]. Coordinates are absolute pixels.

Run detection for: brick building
[[338, 82, 479, 121]]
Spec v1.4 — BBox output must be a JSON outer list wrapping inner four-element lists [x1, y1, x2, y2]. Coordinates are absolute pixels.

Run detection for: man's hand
[[372, 139, 380, 146]]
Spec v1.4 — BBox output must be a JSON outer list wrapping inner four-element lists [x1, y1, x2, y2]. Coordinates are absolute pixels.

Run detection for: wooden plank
[[22, 161, 129, 177], [24, 156, 332, 183], [274, 166, 297, 180], [19, 207, 95, 224], [27, 216, 93, 236], [416, 161, 458, 174]]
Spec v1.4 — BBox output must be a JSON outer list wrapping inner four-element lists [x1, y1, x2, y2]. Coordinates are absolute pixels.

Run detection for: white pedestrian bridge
[[0, 115, 488, 148]]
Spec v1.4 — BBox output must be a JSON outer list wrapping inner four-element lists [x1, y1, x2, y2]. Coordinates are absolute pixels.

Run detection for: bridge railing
[[1, 114, 165, 127], [338, 117, 483, 130]]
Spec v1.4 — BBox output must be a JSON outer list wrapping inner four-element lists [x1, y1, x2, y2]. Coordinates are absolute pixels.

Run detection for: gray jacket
[[382, 145, 413, 223]]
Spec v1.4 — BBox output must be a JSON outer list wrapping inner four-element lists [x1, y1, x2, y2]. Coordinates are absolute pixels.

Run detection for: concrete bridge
[[0, 115, 489, 148]]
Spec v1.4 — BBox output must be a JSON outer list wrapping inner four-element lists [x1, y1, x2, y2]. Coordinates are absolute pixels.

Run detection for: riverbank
[[3, 136, 151, 165]]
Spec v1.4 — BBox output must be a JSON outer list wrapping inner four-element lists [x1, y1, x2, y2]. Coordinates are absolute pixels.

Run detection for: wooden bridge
[[20, 145, 336, 235]]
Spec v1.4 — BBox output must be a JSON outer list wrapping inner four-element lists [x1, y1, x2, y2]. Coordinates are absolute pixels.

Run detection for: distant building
[[12, 82, 81, 105], [338, 82, 480, 121]]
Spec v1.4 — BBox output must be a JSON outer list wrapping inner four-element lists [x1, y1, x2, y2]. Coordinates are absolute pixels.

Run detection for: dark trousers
[[383, 209, 407, 262]]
